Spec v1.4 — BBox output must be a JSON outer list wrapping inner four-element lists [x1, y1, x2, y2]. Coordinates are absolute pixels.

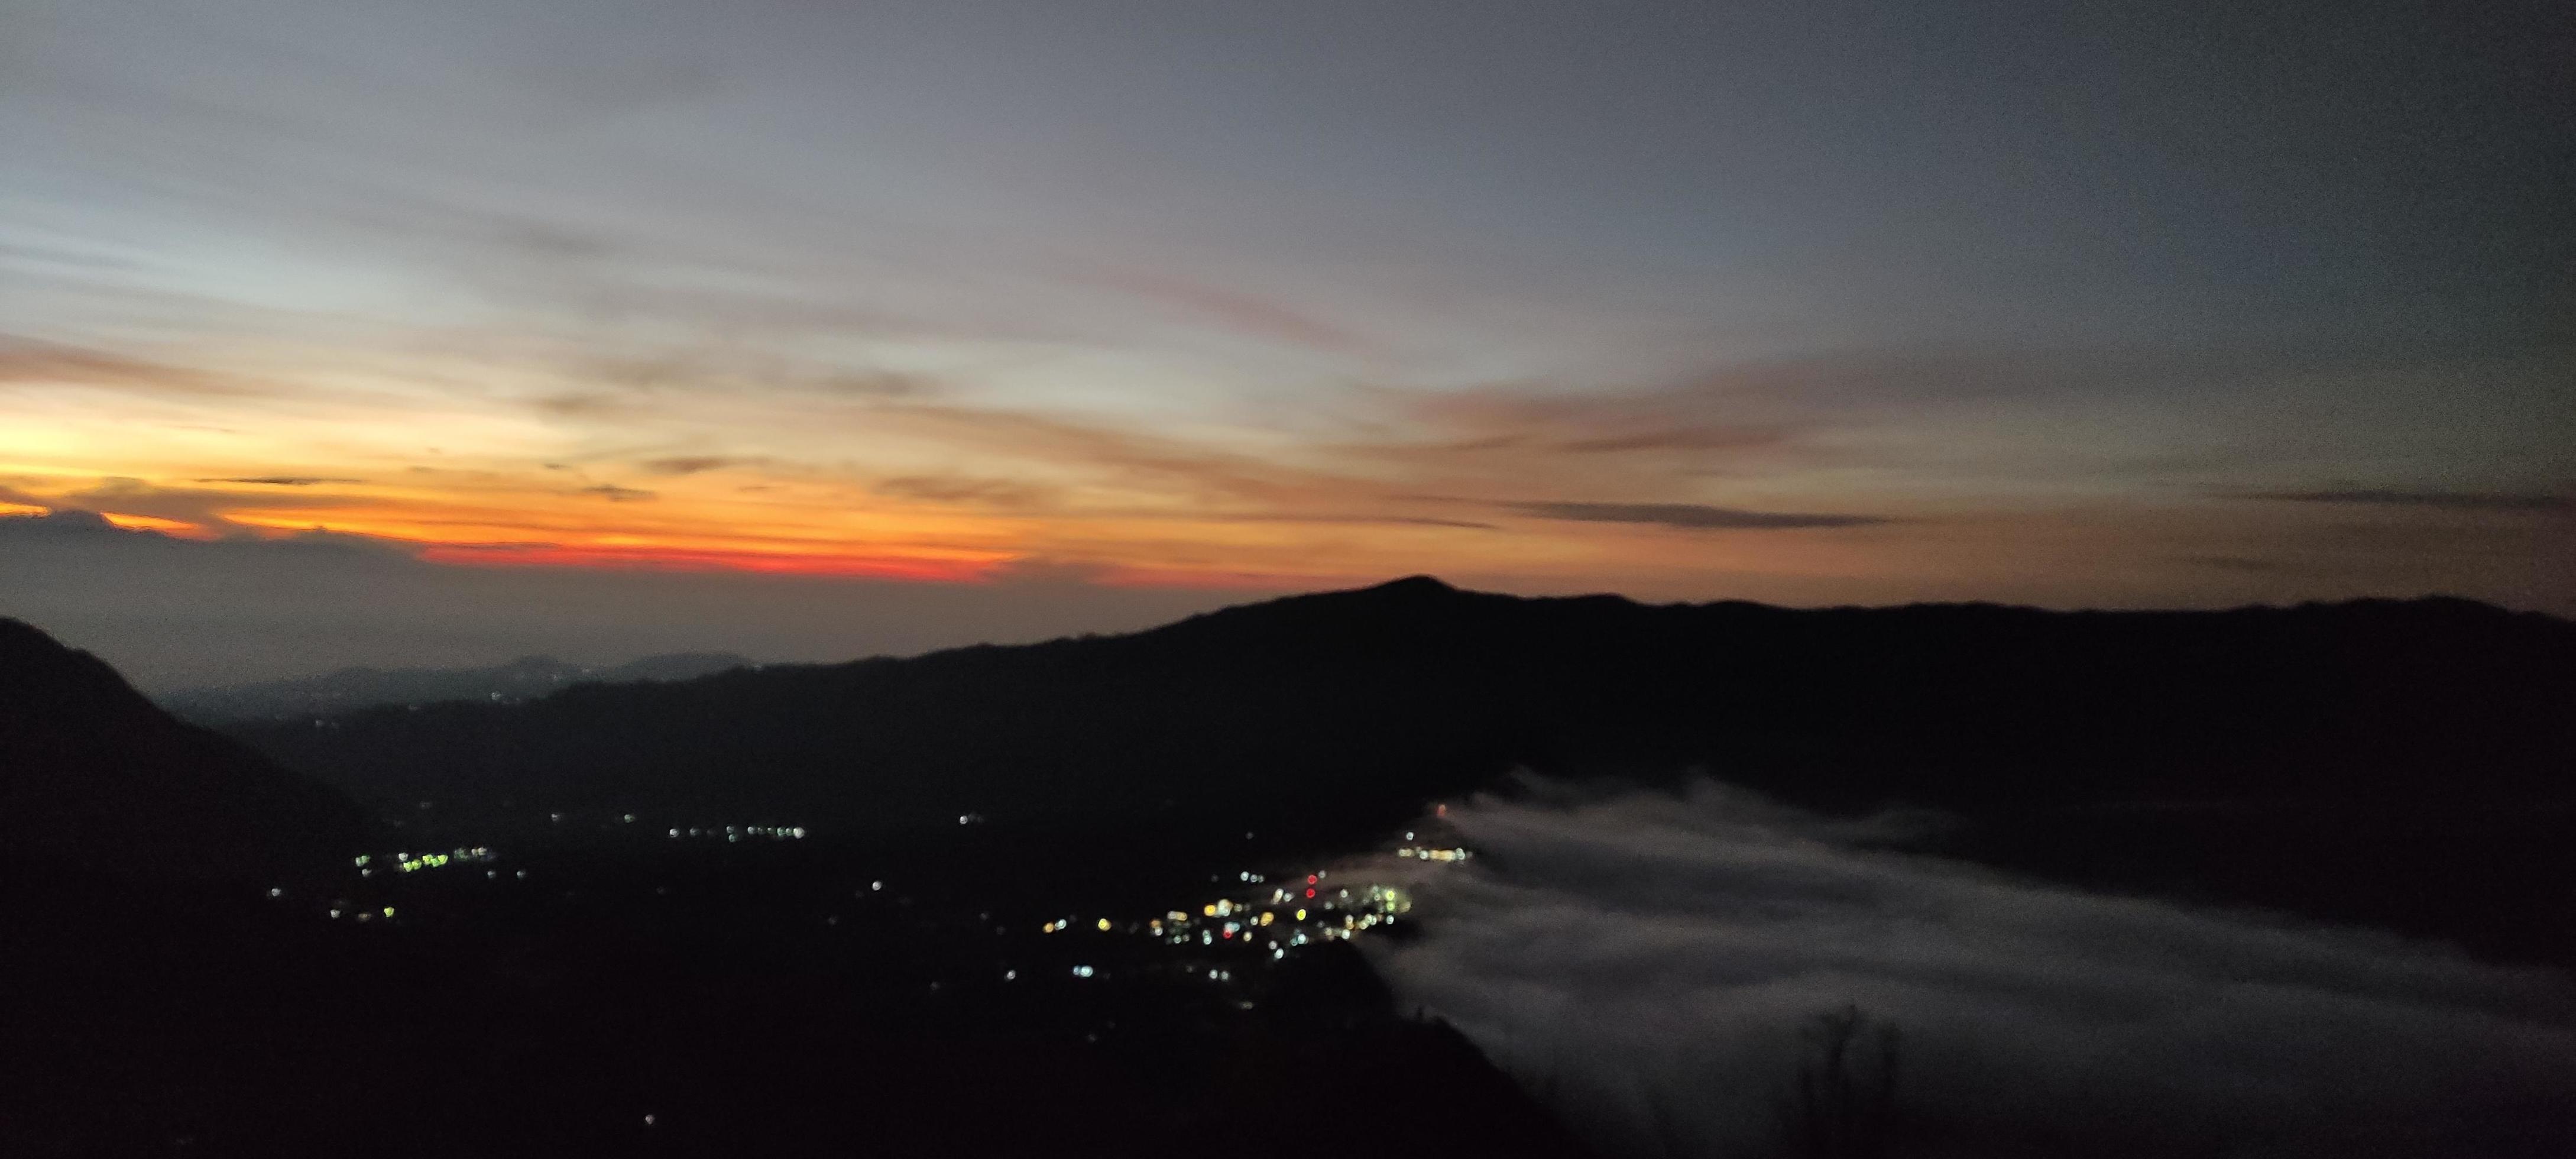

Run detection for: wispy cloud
[[1086, 268, 1372, 355], [874, 474, 1058, 507], [576, 484, 657, 502], [638, 457, 754, 477], [195, 476, 364, 487], [21, 477, 374, 529], [0, 336, 265, 399], [1505, 500, 1888, 530], [868, 403, 1371, 508], [1550, 427, 1787, 454], [2180, 554, 2296, 574], [2248, 488, 2571, 513]]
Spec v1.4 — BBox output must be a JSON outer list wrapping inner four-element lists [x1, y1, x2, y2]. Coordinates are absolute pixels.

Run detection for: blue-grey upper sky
[[2, 0, 2569, 681]]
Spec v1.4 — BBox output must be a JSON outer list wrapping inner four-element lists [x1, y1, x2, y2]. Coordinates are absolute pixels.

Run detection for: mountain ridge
[[231, 578, 2576, 828], [0, 618, 375, 883]]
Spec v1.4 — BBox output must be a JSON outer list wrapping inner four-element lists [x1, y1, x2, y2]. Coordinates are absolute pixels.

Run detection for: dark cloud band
[[1505, 500, 1889, 530]]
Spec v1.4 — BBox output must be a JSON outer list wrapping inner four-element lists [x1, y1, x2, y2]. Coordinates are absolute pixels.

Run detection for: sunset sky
[[5, 0, 2569, 682]]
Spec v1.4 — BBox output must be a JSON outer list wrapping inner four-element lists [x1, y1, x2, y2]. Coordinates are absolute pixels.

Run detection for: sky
[[4, 0, 2571, 682]]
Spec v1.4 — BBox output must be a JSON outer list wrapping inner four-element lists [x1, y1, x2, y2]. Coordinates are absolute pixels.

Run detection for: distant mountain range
[[234, 577, 2576, 819], [0, 619, 373, 883], [160, 650, 755, 723], [221, 577, 2576, 960], [15, 578, 2573, 961]]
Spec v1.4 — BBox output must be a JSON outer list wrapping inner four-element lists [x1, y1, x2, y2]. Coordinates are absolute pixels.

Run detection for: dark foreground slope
[[238, 579, 2576, 963], [0, 618, 374, 882]]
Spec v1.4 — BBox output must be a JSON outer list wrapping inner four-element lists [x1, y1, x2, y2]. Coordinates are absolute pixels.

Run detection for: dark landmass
[[0, 607, 1585, 1158], [1, 836, 1582, 1158], [8, 578, 2573, 1155], [239, 577, 2576, 963], [0, 619, 374, 884], [159, 650, 756, 724]]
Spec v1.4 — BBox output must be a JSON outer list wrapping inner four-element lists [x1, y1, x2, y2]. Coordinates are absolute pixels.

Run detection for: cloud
[[1211, 512, 1499, 531], [1358, 781, 2576, 1158], [194, 476, 364, 487], [1505, 501, 1889, 530], [820, 370, 938, 398], [2248, 488, 2571, 513], [0, 507, 123, 535], [869, 403, 1375, 509], [638, 457, 753, 477], [874, 474, 1059, 507], [1382, 382, 1807, 462], [569, 353, 945, 403], [1086, 268, 1371, 354], [575, 484, 657, 502], [2180, 554, 2296, 574], [1550, 426, 1787, 454], [21, 477, 376, 529], [533, 392, 641, 419], [0, 505, 414, 557], [0, 335, 265, 399]]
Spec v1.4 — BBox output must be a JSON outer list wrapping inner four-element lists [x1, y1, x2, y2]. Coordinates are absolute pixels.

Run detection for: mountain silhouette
[[3, 585, 2569, 1152], [0, 618, 374, 883], [241, 577, 2576, 819], [213, 578, 2576, 961]]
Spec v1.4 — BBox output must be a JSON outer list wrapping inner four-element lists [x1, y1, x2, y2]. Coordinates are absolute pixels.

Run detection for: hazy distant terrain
[[160, 651, 756, 724]]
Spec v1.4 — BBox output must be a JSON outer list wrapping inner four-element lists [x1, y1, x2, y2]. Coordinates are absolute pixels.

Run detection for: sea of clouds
[[1355, 778, 2576, 1158]]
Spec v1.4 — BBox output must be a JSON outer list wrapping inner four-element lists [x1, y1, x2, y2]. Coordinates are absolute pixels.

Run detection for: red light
[[1304, 888, 1315, 898], [1221, 929, 1233, 939], [1306, 874, 1317, 884]]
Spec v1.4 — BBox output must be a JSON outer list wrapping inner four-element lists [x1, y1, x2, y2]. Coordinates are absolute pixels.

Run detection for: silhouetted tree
[[1780, 1004, 1901, 1159]]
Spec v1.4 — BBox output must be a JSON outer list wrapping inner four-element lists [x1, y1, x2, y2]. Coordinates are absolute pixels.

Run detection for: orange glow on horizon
[[0, 470, 1405, 591], [415, 542, 1000, 582]]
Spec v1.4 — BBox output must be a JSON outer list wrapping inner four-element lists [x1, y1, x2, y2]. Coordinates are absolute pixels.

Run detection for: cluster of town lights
[[666, 825, 807, 841], [1031, 854, 1454, 973], [352, 848, 495, 876]]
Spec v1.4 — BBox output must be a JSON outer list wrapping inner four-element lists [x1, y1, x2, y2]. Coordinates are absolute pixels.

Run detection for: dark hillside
[[0, 619, 374, 883], [242, 580, 2576, 821], [234, 580, 2576, 960], [0, 615, 1587, 1157]]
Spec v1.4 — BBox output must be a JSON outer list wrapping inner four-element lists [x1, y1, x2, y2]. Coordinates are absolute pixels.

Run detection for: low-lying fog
[[1353, 778, 2576, 1158]]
